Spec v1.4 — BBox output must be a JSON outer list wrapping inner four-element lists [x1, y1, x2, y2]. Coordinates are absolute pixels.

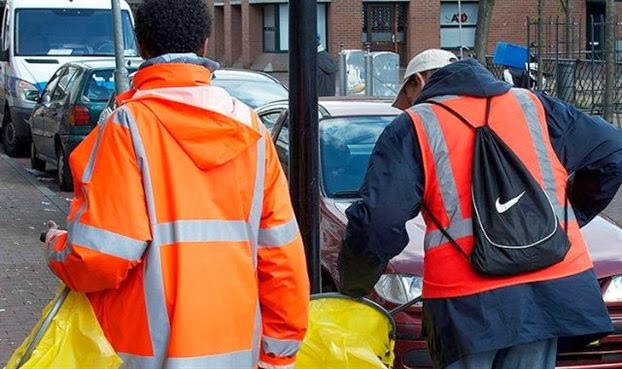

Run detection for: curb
[[0, 154, 69, 216]]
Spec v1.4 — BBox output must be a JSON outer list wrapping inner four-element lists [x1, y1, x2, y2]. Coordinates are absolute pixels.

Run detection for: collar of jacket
[[113, 54, 262, 171], [131, 53, 220, 91], [414, 58, 511, 105]]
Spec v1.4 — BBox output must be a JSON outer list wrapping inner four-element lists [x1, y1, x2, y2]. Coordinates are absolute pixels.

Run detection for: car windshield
[[15, 9, 138, 57], [320, 115, 395, 197], [211, 79, 288, 109]]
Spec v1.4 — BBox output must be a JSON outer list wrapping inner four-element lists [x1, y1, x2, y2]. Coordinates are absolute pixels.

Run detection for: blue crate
[[493, 42, 528, 69]]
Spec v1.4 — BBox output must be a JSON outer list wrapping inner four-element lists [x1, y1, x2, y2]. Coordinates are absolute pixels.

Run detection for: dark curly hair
[[134, 0, 212, 58]]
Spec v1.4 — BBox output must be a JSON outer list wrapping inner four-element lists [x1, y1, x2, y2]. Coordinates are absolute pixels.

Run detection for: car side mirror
[[40, 94, 50, 104], [0, 49, 9, 62]]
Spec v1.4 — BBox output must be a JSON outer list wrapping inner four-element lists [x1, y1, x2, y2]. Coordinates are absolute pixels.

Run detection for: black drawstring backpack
[[422, 98, 570, 276]]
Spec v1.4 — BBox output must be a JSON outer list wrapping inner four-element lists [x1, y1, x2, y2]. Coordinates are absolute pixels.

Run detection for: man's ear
[[415, 73, 426, 87], [415, 73, 427, 90]]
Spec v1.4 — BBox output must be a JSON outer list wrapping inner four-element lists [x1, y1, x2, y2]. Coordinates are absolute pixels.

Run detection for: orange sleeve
[[256, 131, 310, 367], [46, 110, 151, 292]]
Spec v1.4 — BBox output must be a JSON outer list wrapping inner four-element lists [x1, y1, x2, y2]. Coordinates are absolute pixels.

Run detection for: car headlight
[[604, 276, 622, 303], [374, 274, 423, 306], [16, 80, 40, 102]]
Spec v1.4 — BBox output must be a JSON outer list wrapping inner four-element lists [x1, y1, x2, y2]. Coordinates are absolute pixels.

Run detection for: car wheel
[[30, 141, 46, 171], [2, 119, 25, 157], [57, 149, 73, 192]]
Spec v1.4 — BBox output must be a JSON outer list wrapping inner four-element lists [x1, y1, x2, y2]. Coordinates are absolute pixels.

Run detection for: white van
[[0, 0, 140, 156]]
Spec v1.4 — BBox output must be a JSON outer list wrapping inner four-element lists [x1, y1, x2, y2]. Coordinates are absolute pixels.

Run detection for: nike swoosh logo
[[495, 191, 525, 213]]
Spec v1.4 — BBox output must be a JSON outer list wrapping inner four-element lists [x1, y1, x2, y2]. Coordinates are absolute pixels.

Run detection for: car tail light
[[69, 105, 91, 126]]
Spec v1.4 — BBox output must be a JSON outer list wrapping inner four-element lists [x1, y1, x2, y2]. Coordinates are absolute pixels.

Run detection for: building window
[[440, 1, 478, 50], [263, 4, 278, 52], [362, 3, 407, 46], [262, 3, 327, 53]]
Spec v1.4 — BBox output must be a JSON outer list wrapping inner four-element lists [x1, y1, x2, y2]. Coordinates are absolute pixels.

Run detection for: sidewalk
[[0, 154, 67, 366]]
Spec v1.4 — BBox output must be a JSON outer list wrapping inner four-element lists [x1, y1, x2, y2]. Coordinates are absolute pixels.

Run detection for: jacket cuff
[[258, 361, 295, 369], [259, 351, 296, 369]]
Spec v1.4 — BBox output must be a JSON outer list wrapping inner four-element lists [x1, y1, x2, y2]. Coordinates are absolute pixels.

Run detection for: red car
[[256, 97, 622, 369]]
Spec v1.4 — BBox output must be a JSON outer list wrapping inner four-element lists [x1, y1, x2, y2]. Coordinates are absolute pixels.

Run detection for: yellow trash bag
[[5, 285, 122, 369], [295, 293, 396, 369]]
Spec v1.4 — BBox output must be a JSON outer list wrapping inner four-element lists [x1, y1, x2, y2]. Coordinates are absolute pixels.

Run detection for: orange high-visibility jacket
[[406, 89, 592, 299], [46, 59, 310, 369]]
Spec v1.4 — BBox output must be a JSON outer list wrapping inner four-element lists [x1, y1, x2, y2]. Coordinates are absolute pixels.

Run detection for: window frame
[[39, 66, 66, 103], [50, 66, 78, 102], [262, 4, 283, 53], [262, 4, 327, 53]]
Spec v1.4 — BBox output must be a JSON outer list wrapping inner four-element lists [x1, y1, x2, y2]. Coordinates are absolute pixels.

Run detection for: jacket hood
[[415, 58, 512, 103], [119, 54, 262, 170]]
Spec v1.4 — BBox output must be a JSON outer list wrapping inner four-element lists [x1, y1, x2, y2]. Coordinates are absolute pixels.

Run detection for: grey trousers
[[444, 338, 558, 369]]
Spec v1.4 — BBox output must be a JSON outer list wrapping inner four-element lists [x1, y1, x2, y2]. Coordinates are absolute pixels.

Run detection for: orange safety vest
[[406, 88, 592, 299], [46, 62, 309, 369]]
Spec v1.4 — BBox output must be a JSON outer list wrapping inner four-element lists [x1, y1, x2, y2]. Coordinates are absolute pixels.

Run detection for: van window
[[2, 7, 9, 51], [14, 9, 138, 57]]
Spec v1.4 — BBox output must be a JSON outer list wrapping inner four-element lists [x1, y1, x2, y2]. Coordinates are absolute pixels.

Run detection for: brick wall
[[223, 0, 232, 65], [329, 0, 362, 55], [486, 0, 586, 55], [231, 5, 243, 66], [206, 0, 215, 58], [223, 2, 244, 66], [567, 0, 587, 54], [242, 1, 251, 67], [212, 6, 225, 63], [247, 5, 263, 68], [240, 2, 263, 68], [407, 0, 441, 56], [488, 0, 541, 50]]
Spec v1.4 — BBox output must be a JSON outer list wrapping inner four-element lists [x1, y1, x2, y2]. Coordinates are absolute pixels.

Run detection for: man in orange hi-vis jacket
[[43, 0, 309, 368]]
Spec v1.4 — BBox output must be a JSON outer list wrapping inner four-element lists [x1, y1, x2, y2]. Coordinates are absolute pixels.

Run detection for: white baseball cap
[[392, 49, 458, 109]]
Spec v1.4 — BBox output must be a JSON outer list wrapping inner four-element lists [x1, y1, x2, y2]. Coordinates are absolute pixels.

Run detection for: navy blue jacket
[[338, 58, 622, 367]]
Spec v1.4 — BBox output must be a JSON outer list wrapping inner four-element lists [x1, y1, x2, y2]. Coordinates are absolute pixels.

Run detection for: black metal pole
[[289, 1, 320, 294]]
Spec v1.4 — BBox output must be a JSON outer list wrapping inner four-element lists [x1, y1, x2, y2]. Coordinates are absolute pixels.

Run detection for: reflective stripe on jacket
[[46, 56, 309, 369], [406, 88, 592, 299]]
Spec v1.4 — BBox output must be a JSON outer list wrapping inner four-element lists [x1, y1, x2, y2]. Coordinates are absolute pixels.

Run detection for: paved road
[[0, 149, 621, 366]]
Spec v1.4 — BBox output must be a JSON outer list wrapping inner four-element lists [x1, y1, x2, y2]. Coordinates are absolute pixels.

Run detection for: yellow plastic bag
[[5, 285, 122, 369], [295, 293, 396, 369]]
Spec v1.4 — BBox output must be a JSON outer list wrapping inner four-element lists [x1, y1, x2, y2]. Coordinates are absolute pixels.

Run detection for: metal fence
[[487, 15, 621, 128], [486, 56, 622, 123]]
